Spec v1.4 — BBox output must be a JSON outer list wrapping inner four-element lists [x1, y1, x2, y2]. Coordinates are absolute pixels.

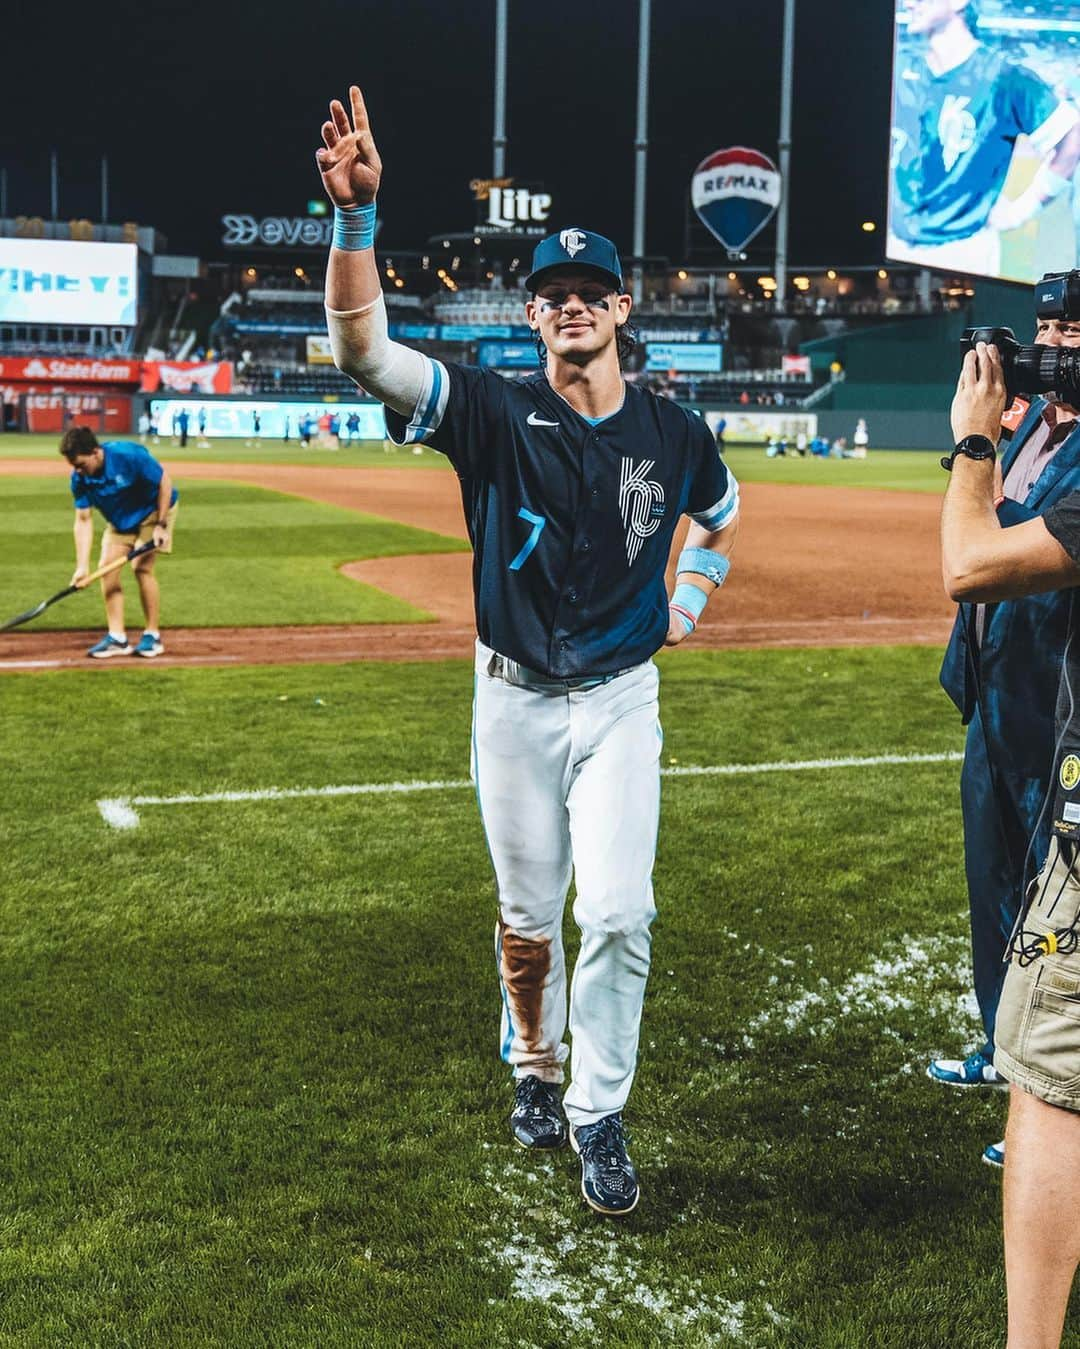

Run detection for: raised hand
[[316, 86, 382, 208]]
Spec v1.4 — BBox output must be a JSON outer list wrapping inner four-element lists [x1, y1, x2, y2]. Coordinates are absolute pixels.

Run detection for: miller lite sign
[[691, 147, 782, 254], [470, 178, 552, 234]]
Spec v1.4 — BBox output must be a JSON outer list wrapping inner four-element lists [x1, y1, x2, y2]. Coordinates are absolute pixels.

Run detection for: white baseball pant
[[471, 640, 661, 1128]]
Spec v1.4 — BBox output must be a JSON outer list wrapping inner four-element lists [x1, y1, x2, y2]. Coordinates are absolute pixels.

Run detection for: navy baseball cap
[[525, 227, 624, 294]]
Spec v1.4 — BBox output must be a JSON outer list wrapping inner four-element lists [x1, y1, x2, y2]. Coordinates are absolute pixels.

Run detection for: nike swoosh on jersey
[[527, 412, 561, 427]]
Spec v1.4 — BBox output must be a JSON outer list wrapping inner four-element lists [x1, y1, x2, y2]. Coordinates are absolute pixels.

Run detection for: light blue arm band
[[670, 581, 708, 634], [333, 203, 377, 251], [677, 546, 730, 586]]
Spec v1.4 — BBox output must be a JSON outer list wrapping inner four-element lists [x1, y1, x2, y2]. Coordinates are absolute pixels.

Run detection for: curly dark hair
[[533, 317, 639, 371]]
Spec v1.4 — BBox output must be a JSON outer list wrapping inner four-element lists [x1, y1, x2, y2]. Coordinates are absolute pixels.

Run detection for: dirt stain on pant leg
[[498, 922, 551, 1051]]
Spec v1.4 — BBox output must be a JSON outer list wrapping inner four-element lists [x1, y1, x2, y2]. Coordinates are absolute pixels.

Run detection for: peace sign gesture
[[316, 85, 382, 209]]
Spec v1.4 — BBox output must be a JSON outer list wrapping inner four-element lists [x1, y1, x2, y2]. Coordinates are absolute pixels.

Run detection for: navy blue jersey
[[385, 361, 738, 677], [891, 44, 1073, 246]]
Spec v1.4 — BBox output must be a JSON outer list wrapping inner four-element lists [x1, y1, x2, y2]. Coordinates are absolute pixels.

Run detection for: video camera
[[961, 271, 1080, 403]]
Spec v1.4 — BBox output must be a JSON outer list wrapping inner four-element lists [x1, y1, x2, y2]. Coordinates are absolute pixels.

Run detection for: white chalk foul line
[[96, 750, 962, 830]]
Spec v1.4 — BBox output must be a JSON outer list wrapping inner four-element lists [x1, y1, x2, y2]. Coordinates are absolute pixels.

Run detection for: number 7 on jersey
[[509, 508, 547, 571]]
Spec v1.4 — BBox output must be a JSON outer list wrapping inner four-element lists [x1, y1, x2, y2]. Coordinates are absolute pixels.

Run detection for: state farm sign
[[0, 356, 140, 383]]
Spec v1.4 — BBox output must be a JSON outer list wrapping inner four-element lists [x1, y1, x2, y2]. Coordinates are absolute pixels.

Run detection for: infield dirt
[[0, 460, 952, 670]]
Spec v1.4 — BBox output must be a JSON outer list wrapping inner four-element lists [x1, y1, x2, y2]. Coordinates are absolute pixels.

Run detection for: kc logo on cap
[[559, 229, 588, 258]]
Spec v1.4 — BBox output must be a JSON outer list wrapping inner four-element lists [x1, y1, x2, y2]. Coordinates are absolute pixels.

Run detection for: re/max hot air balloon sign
[[692, 148, 782, 256]]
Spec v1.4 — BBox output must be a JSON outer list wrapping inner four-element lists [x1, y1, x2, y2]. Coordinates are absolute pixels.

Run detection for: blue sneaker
[[982, 1139, 1005, 1169], [927, 1049, 1006, 1088], [133, 632, 164, 658], [570, 1113, 639, 1216], [510, 1075, 568, 1150], [87, 634, 131, 659]]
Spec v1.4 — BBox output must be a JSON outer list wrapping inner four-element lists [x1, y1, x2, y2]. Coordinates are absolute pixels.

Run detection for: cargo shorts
[[995, 839, 1080, 1112], [100, 502, 179, 561]]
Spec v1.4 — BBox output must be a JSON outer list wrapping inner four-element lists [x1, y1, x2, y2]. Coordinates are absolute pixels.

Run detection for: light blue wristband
[[670, 581, 708, 634], [677, 546, 730, 587], [333, 203, 377, 251]]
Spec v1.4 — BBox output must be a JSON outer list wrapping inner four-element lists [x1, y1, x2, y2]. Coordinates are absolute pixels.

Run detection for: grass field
[[3, 645, 1075, 1346], [0, 433, 949, 492], [0, 476, 468, 630]]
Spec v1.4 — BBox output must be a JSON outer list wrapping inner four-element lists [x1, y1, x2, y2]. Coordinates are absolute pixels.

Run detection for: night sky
[[2, 0, 895, 268]]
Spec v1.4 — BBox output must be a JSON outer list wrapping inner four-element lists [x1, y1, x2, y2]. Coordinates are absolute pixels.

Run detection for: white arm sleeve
[[325, 293, 435, 423], [688, 470, 740, 531], [1029, 101, 1080, 158]]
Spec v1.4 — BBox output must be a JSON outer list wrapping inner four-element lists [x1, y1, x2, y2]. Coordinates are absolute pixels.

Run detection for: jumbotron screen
[[0, 239, 138, 326], [887, 0, 1080, 283]]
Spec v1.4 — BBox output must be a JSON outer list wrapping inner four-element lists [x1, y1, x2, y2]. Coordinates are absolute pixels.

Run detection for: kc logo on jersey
[[938, 96, 976, 172], [619, 459, 665, 566]]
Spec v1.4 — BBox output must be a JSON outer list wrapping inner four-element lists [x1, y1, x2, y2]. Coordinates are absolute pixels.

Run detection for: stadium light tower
[[632, 0, 651, 298], [774, 0, 795, 313], [493, 0, 508, 177]]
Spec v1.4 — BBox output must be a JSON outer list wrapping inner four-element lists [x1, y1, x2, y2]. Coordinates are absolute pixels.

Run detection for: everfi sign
[[221, 215, 333, 248]]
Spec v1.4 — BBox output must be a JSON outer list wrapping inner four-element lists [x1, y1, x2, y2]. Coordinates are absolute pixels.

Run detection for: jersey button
[[567, 588, 578, 603], [580, 539, 592, 552]]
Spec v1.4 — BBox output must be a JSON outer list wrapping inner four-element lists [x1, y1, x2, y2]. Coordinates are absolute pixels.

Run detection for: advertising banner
[[638, 327, 722, 344], [390, 323, 439, 341], [887, 0, 1080, 282], [477, 341, 539, 369], [0, 387, 131, 433], [781, 354, 811, 376], [306, 336, 336, 365], [140, 361, 234, 394], [0, 355, 140, 384], [704, 409, 817, 443], [692, 148, 782, 254], [645, 342, 723, 373], [149, 398, 387, 441], [0, 239, 138, 325]]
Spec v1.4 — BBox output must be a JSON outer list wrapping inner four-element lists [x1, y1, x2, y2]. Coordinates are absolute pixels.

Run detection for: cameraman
[[932, 310, 1080, 1172], [942, 339, 1080, 1349]]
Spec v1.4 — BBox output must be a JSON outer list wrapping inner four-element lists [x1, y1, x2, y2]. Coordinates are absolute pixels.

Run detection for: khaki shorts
[[995, 839, 1080, 1112], [100, 501, 179, 562]]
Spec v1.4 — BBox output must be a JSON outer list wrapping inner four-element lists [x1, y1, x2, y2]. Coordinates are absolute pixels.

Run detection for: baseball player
[[889, 0, 1080, 274], [61, 426, 178, 658], [316, 87, 739, 1216]]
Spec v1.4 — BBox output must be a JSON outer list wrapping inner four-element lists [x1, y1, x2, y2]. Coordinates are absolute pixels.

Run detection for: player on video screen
[[889, 0, 1080, 275]]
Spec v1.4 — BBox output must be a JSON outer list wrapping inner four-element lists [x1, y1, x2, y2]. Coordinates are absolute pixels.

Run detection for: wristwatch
[[941, 434, 997, 471]]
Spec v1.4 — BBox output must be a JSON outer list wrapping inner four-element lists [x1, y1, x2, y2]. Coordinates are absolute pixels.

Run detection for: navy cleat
[[927, 1049, 1006, 1088], [510, 1075, 568, 1150], [570, 1113, 639, 1215]]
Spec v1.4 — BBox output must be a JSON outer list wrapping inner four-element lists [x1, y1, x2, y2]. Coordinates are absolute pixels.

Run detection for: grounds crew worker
[[931, 312, 1080, 1171], [61, 426, 178, 659], [942, 337, 1080, 1349]]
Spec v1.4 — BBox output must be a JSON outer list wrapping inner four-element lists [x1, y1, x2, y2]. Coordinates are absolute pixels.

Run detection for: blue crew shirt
[[70, 441, 179, 532], [891, 44, 1070, 246]]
